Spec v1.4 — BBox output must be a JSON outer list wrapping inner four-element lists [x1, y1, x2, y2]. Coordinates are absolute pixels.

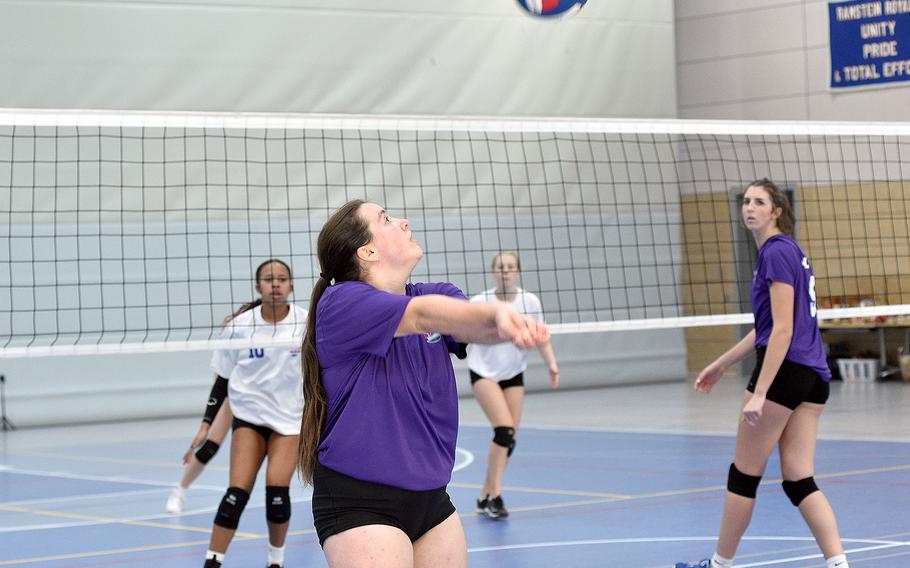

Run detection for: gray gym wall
[[6, 0, 909, 426], [0, 0, 680, 426], [676, 0, 910, 121]]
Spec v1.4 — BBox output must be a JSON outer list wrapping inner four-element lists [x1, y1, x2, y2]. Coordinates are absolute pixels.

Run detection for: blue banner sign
[[829, 0, 910, 88]]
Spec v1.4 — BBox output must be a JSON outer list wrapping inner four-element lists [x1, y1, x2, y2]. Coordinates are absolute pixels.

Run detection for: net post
[[0, 374, 14, 431]]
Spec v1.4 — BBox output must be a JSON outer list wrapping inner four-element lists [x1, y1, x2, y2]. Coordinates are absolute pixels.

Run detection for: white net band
[[2, 109, 909, 356]]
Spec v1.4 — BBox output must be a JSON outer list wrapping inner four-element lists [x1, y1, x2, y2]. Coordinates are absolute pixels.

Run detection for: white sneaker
[[165, 487, 186, 514]]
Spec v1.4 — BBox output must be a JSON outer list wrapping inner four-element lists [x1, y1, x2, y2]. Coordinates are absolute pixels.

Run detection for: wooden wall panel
[[680, 181, 910, 372], [681, 191, 739, 372]]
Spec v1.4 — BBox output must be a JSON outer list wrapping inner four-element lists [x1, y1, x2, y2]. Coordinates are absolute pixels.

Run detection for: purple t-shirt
[[752, 234, 831, 381], [315, 280, 466, 491]]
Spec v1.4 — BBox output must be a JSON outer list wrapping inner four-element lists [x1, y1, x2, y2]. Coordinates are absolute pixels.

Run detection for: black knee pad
[[194, 439, 220, 465], [782, 476, 819, 506], [493, 426, 516, 457], [265, 485, 291, 524], [727, 463, 762, 499], [214, 486, 250, 530]]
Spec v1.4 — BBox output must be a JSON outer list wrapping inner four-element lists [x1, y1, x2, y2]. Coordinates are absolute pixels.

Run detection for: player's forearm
[[752, 327, 792, 396], [397, 295, 500, 343], [537, 340, 558, 371], [714, 329, 756, 370]]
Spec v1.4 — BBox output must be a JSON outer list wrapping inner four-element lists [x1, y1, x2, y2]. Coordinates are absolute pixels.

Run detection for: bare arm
[[537, 339, 560, 389], [742, 281, 793, 424], [694, 329, 756, 393], [395, 295, 549, 349], [717, 329, 758, 370]]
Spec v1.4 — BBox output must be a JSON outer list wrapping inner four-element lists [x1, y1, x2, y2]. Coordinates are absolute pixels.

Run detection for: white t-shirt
[[466, 288, 544, 380], [210, 304, 308, 435]]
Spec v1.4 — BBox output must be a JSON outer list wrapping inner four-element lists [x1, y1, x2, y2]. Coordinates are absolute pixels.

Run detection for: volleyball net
[[2, 109, 910, 357]]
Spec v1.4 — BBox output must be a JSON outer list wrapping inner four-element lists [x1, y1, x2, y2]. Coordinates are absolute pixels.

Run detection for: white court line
[[466, 536, 910, 566], [459, 421, 910, 444], [0, 450, 470, 535], [4, 488, 171, 507], [0, 495, 316, 534], [0, 465, 224, 492], [3, 447, 474, 480], [453, 447, 474, 472], [0, 515, 210, 534], [0, 464, 310, 534]]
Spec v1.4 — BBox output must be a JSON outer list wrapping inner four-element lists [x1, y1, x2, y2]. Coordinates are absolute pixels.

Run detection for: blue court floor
[[1, 380, 909, 567]]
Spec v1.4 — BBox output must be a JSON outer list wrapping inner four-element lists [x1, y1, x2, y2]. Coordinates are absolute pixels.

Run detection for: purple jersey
[[752, 234, 831, 381], [315, 280, 466, 491]]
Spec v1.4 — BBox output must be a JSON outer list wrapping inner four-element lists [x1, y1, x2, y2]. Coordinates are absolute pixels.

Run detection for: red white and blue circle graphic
[[515, 0, 587, 18]]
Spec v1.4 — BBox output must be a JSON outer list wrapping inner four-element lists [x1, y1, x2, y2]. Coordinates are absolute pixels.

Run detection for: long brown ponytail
[[298, 200, 371, 484]]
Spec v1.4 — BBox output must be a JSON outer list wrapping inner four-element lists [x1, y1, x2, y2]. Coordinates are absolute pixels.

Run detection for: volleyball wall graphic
[[515, 0, 587, 18]]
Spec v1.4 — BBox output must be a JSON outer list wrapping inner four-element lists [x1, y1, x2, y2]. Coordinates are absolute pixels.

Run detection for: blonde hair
[[491, 250, 522, 272]]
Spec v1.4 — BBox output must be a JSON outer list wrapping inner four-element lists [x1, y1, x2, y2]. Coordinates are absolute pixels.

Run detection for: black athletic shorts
[[231, 417, 274, 441], [311, 462, 456, 547], [747, 347, 830, 410], [469, 369, 524, 389]]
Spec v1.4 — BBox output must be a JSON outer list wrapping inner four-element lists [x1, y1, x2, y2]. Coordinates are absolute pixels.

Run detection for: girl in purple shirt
[[298, 200, 550, 568], [676, 179, 849, 568]]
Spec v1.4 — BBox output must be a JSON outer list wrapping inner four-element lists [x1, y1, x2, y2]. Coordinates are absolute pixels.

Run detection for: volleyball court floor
[[1, 378, 909, 567]]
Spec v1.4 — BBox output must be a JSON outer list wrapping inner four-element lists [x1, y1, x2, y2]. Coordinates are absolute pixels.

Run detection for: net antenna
[[2, 108, 910, 357]]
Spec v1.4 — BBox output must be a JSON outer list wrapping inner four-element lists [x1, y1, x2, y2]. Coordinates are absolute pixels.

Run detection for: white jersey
[[210, 304, 308, 435], [466, 288, 544, 380]]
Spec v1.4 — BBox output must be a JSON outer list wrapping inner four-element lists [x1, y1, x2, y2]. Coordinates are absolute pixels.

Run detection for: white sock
[[826, 554, 848, 568], [174, 486, 188, 495], [711, 552, 734, 568], [268, 543, 285, 566], [205, 550, 225, 563]]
